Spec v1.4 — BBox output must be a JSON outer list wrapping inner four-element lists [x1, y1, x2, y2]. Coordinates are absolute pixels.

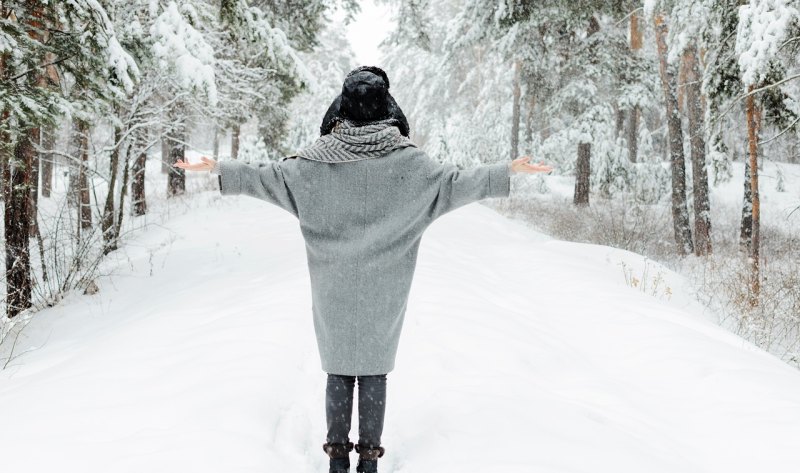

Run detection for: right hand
[[174, 156, 216, 172], [511, 156, 553, 174]]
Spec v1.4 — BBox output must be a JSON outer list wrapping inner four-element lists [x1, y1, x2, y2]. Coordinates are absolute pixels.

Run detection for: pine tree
[[734, 0, 800, 303], [3, 0, 137, 315], [654, 12, 693, 255], [683, 45, 712, 256]]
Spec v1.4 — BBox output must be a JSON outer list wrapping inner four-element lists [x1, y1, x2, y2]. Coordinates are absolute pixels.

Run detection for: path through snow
[[2, 185, 800, 472]]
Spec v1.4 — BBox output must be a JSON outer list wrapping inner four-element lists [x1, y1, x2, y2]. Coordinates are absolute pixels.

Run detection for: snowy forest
[[1, 0, 800, 369], [2, 1, 800, 471]]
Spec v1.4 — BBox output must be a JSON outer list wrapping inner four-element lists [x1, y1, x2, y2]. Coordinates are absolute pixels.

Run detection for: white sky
[[344, 0, 394, 67]]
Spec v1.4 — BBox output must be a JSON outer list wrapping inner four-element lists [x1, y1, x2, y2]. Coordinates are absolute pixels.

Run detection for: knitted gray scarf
[[293, 118, 416, 163]]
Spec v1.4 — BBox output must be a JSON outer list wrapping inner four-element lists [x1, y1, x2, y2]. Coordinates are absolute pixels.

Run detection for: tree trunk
[[677, 51, 690, 113], [114, 138, 132, 246], [131, 127, 147, 216], [212, 125, 220, 160], [25, 3, 49, 239], [160, 118, 172, 174], [161, 131, 170, 174], [167, 119, 186, 197], [684, 45, 712, 256], [627, 12, 643, 163], [0, 142, 5, 203], [102, 120, 121, 250], [627, 107, 639, 163], [630, 12, 643, 50], [41, 124, 54, 197], [0, 41, 6, 203], [739, 158, 752, 250], [615, 104, 625, 138], [231, 123, 240, 160], [573, 142, 591, 206], [75, 120, 92, 230], [28, 127, 40, 237], [0, 144, 5, 210], [511, 60, 521, 160], [0, 137, 5, 212], [5, 129, 35, 318], [655, 14, 693, 256], [745, 86, 761, 305], [66, 120, 78, 207]]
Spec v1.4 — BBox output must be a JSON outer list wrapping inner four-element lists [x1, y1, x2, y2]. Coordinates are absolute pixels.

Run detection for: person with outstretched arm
[[175, 66, 553, 473]]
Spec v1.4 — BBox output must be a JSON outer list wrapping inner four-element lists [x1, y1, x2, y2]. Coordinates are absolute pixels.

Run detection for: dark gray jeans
[[326, 373, 387, 448]]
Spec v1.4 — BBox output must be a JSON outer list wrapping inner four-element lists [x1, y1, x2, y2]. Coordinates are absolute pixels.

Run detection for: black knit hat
[[320, 66, 410, 137]]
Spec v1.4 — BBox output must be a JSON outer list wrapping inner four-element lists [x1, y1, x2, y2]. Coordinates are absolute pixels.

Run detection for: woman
[[175, 66, 553, 473]]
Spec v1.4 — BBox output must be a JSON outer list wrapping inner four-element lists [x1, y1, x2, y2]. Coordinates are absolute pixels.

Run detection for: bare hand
[[173, 156, 216, 172], [511, 156, 553, 174]]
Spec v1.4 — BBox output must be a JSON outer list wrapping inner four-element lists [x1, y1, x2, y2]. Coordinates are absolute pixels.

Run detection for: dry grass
[[488, 195, 800, 368]]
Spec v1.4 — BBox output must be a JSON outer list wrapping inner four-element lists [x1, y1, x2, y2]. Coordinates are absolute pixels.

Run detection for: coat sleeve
[[426, 158, 512, 221], [215, 159, 299, 217]]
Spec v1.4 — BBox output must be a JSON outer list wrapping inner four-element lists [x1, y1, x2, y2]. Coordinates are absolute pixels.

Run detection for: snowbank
[[1, 182, 799, 472]]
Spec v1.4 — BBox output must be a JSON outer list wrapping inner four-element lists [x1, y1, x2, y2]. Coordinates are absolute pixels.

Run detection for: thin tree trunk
[[0, 37, 6, 203], [28, 127, 40, 237], [167, 118, 186, 197], [231, 123, 240, 160], [630, 12, 643, 50], [573, 142, 591, 206], [677, 50, 690, 113], [114, 139, 131, 245], [212, 125, 220, 160], [627, 12, 643, 163], [627, 107, 639, 163], [684, 45, 712, 256], [41, 124, 54, 197], [76, 120, 92, 230], [101, 119, 121, 250], [615, 104, 625, 138], [572, 15, 599, 207], [740, 159, 752, 251], [745, 86, 761, 305], [161, 131, 170, 173], [131, 127, 147, 216], [0, 161, 4, 205], [655, 14, 693, 256], [511, 60, 521, 160], [25, 2, 49, 239], [6, 129, 35, 318], [0, 132, 6, 202], [67, 118, 85, 208]]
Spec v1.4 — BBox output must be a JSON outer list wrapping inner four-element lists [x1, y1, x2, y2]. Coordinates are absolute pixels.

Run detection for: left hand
[[173, 156, 216, 172]]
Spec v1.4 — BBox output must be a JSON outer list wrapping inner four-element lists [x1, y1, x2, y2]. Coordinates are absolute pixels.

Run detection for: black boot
[[354, 444, 385, 473], [323, 442, 354, 473]]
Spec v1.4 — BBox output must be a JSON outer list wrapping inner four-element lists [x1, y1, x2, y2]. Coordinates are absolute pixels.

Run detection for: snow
[[736, 0, 800, 86], [643, 0, 659, 19], [106, 35, 140, 95], [1, 162, 800, 472], [150, 1, 218, 105]]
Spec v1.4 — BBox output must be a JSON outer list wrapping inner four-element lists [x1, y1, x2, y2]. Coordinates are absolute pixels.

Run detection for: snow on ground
[[2, 168, 800, 472]]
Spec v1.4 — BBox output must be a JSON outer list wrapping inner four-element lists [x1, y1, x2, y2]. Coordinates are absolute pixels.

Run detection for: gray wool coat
[[216, 147, 512, 375]]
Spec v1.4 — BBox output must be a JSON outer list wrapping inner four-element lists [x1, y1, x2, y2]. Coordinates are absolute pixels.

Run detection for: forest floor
[[1, 161, 800, 472], [489, 160, 800, 367]]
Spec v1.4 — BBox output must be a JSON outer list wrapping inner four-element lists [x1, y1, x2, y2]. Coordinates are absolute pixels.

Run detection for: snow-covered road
[[2, 187, 799, 472]]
